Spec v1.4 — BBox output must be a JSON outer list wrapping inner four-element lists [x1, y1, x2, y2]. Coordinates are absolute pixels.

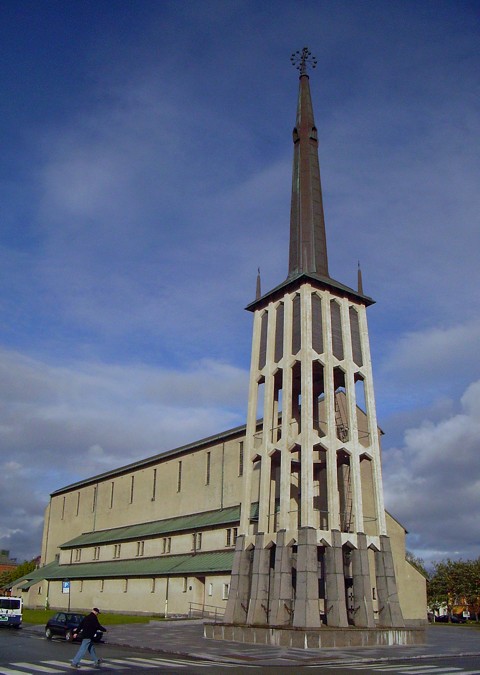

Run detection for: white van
[[0, 596, 22, 628]]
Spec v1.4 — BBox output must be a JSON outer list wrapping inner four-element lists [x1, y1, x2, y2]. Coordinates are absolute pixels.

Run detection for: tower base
[[204, 623, 426, 649]]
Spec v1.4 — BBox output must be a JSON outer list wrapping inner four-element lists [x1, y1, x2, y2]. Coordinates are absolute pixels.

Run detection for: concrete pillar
[[223, 535, 251, 624], [293, 527, 322, 628], [324, 529, 349, 627], [375, 535, 405, 627], [269, 530, 294, 626], [351, 533, 375, 627], [246, 534, 271, 625]]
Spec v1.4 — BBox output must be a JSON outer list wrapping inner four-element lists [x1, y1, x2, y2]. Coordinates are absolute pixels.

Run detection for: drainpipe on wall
[[164, 576, 169, 618]]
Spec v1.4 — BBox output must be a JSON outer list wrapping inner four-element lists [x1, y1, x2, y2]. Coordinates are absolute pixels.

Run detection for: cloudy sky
[[1, 0, 479, 567]]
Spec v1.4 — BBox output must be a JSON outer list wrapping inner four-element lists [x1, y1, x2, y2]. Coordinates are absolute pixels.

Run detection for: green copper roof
[[14, 551, 235, 589], [60, 505, 242, 549]]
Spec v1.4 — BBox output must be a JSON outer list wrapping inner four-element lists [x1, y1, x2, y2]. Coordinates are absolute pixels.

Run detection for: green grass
[[23, 608, 163, 626]]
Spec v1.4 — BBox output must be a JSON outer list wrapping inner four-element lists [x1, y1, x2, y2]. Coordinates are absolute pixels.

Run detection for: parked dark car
[[434, 614, 467, 623], [45, 612, 103, 641]]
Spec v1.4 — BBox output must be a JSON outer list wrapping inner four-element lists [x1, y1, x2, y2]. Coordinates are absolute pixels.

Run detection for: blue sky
[[0, 0, 479, 566]]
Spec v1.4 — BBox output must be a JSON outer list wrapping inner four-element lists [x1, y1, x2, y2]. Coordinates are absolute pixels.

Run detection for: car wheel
[[65, 629, 74, 642], [45, 627, 53, 640]]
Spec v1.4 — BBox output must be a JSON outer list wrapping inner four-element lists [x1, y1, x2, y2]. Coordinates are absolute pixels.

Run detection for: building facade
[[13, 53, 427, 626]]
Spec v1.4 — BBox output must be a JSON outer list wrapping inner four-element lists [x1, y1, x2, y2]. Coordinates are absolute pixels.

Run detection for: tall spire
[[288, 48, 329, 279]]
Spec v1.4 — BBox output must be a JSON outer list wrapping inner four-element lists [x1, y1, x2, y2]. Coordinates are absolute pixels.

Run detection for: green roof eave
[[60, 504, 242, 549], [13, 551, 234, 583]]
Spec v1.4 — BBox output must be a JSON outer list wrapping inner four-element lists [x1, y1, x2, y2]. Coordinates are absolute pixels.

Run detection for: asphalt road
[[2, 626, 480, 674]]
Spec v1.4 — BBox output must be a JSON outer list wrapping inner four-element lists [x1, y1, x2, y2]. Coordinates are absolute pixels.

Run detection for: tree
[[0, 559, 37, 591], [428, 557, 480, 620]]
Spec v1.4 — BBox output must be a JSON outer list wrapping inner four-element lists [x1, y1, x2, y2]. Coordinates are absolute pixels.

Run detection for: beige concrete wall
[[42, 435, 246, 565], [386, 512, 427, 624]]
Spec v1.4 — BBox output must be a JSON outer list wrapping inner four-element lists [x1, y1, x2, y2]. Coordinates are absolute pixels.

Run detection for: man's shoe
[[70, 665, 80, 670]]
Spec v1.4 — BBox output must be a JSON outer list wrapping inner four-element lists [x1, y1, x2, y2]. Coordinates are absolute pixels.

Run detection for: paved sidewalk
[[25, 621, 480, 667]]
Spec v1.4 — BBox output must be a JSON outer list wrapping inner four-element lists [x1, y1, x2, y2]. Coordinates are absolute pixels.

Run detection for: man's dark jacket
[[76, 612, 106, 639]]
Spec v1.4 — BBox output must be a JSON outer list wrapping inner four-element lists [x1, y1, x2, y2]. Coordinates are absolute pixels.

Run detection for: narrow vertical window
[[292, 294, 301, 354], [205, 452, 211, 485], [222, 583, 230, 600], [226, 529, 232, 547], [349, 306, 363, 366], [124, 578, 128, 593], [151, 578, 156, 593], [177, 461, 182, 493], [100, 579, 104, 592], [208, 583, 213, 597], [92, 486, 97, 513], [152, 468, 157, 501], [330, 300, 344, 360], [110, 481, 114, 509], [258, 311, 268, 369], [182, 577, 188, 593], [61, 496, 66, 520], [130, 475, 135, 504], [312, 293, 323, 354], [274, 302, 284, 362], [76, 492, 80, 517], [238, 441, 244, 477]]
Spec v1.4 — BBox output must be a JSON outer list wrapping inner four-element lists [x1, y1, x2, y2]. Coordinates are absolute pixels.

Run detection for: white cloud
[[383, 378, 480, 563], [0, 347, 248, 560]]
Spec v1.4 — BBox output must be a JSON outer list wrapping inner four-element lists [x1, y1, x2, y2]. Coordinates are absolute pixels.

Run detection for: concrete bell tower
[[223, 49, 405, 632]]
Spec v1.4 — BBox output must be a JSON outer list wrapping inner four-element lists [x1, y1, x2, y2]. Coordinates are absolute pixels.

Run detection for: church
[[13, 51, 427, 629]]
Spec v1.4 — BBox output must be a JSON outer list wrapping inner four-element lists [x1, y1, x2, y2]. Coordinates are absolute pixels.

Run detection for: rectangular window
[[76, 492, 80, 517], [372, 587, 376, 600], [110, 481, 114, 509], [151, 578, 156, 593], [222, 583, 230, 600], [161, 537, 171, 554], [113, 544, 121, 559], [205, 451, 211, 485], [100, 579, 104, 592], [226, 528, 238, 547], [74, 549, 81, 562], [192, 532, 202, 551], [130, 475, 135, 504], [92, 486, 97, 512], [124, 578, 128, 593], [79, 580, 83, 593], [61, 496, 65, 520], [208, 583, 213, 597], [93, 546, 100, 560], [136, 541, 144, 557], [177, 461, 182, 493], [238, 442, 244, 477], [152, 468, 157, 501], [182, 577, 188, 593]]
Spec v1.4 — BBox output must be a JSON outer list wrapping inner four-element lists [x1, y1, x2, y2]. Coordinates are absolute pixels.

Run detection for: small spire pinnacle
[[357, 261, 364, 295], [290, 47, 317, 77], [256, 267, 261, 300]]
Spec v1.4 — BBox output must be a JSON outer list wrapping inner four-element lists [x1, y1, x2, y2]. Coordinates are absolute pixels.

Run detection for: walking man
[[71, 607, 106, 669]]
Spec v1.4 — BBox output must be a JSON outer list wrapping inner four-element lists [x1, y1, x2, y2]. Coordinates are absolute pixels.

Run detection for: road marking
[[11, 664, 63, 673]]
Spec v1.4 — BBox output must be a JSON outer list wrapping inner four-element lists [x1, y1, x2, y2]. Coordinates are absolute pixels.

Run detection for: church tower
[[224, 49, 405, 631]]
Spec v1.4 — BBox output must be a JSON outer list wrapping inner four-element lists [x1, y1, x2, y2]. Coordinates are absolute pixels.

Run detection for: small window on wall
[[79, 580, 83, 593], [38, 585, 42, 595], [182, 577, 188, 593], [74, 549, 81, 562], [130, 475, 135, 504], [113, 544, 121, 559], [136, 541, 145, 557], [205, 451, 211, 485], [208, 583, 213, 597], [151, 578, 156, 593], [124, 579, 128, 593], [93, 546, 100, 560], [238, 441, 244, 477], [192, 532, 202, 551], [100, 579, 104, 593], [222, 583, 230, 600], [162, 537, 171, 554], [177, 461, 182, 493]]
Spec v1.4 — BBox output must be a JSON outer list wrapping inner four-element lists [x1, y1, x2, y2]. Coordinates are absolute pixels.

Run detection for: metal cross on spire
[[290, 47, 317, 76]]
